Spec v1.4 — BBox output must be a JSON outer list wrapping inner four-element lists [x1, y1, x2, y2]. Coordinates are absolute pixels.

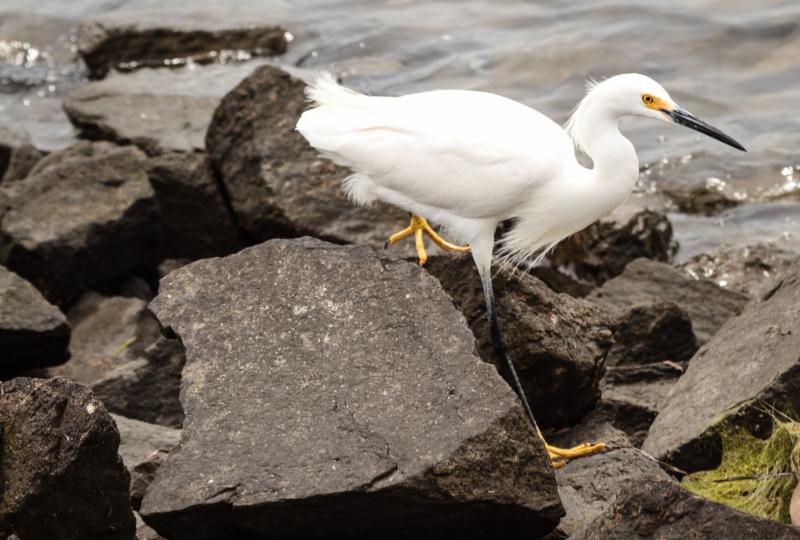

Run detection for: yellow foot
[[546, 442, 607, 469], [385, 214, 470, 265]]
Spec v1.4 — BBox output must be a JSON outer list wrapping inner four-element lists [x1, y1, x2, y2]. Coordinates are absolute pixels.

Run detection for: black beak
[[663, 107, 746, 152]]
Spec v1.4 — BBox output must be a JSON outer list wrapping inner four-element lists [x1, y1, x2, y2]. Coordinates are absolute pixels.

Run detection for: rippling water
[[1, 0, 798, 257]]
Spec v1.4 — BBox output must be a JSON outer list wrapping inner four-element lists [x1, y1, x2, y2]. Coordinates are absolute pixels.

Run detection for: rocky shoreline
[[1, 12, 799, 540]]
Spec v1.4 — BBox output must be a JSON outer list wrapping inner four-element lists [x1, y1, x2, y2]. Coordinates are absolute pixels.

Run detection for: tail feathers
[[304, 71, 366, 108]]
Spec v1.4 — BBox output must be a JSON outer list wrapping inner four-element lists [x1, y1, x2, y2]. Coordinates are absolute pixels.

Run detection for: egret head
[[571, 73, 746, 152]]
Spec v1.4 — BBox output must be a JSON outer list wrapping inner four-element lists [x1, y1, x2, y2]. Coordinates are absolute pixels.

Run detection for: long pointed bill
[[666, 107, 746, 151]]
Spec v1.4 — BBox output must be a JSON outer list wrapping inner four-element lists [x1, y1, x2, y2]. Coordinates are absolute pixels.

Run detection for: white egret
[[296, 72, 745, 467]]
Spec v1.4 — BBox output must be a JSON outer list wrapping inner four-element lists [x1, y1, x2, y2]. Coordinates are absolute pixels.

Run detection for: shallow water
[[1, 0, 798, 257]]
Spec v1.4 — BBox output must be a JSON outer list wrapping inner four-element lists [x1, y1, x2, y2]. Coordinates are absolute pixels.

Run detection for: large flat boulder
[[643, 263, 800, 471], [76, 10, 287, 79], [0, 377, 135, 540], [572, 476, 800, 540], [0, 265, 69, 371], [0, 142, 161, 305], [140, 238, 562, 539], [206, 64, 413, 253], [64, 62, 271, 155], [426, 254, 613, 427], [588, 258, 748, 345]]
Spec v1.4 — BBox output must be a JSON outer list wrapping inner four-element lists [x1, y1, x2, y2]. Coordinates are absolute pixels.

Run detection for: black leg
[[480, 272, 541, 435]]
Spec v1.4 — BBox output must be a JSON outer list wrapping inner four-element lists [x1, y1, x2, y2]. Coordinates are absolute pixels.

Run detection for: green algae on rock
[[682, 419, 800, 524]]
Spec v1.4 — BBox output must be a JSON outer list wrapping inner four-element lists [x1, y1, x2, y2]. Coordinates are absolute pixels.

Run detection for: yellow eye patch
[[642, 94, 672, 111]]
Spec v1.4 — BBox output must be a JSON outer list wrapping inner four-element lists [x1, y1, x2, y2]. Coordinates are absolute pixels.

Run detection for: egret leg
[[385, 215, 470, 265], [475, 254, 606, 468]]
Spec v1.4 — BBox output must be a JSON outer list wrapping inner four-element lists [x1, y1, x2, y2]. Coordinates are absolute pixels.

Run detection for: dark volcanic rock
[[93, 336, 185, 428], [604, 300, 697, 367], [64, 62, 270, 155], [548, 200, 677, 285], [554, 449, 674, 537], [643, 263, 800, 471], [0, 142, 161, 305], [146, 152, 241, 259], [681, 243, 798, 297], [77, 10, 287, 79], [140, 238, 562, 539], [48, 292, 161, 385], [426, 254, 613, 427], [113, 414, 181, 511], [206, 64, 413, 251], [588, 258, 748, 345], [572, 476, 800, 540], [0, 265, 69, 371], [548, 408, 632, 451], [0, 377, 135, 540]]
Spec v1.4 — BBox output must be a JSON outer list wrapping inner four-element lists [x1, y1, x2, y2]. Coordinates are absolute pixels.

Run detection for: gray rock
[[113, 414, 181, 510], [0, 142, 161, 305], [599, 362, 685, 447], [140, 237, 562, 539], [0, 126, 44, 183], [681, 243, 799, 298], [48, 292, 161, 385], [135, 513, 165, 540], [643, 263, 800, 471], [206, 64, 414, 253], [548, 408, 632, 451], [0, 377, 135, 540], [0, 265, 69, 370], [604, 300, 697, 367], [426, 254, 613, 427], [548, 199, 677, 285], [64, 62, 272, 155], [554, 449, 674, 537], [572, 476, 800, 540], [93, 336, 185, 428], [588, 258, 748, 345], [146, 152, 242, 259], [76, 10, 287, 79]]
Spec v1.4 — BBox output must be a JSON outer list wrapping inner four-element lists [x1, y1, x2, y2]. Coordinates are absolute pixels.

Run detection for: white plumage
[[296, 71, 744, 465]]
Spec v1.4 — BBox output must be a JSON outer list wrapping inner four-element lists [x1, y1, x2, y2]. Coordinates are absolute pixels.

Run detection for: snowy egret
[[296, 72, 745, 467]]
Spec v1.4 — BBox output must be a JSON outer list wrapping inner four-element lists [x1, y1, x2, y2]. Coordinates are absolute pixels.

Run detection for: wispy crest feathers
[[303, 70, 365, 108]]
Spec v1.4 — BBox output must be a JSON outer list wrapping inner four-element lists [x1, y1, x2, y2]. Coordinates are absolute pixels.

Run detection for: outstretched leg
[[471, 239, 605, 468], [385, 214, 470, 265]]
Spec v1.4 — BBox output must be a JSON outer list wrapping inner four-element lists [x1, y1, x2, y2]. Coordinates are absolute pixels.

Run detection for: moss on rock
[[682, 418, 800, 523]]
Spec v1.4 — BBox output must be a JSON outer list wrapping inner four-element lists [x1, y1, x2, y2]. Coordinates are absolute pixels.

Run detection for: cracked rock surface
[[140, 237, 562, 539]]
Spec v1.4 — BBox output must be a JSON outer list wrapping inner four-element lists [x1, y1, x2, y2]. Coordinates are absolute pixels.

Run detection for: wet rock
[[643, 263, 800, 471], [146, 152, 242, 259], [0, 265, 69, 371], [113, 414, 181, 511], [554, 449, 674, 538], [140, 238, 562, 539], [681, 243, 798, 298], [48, 292, 161, 385], [426, 254, 613, 427], [572, 476, 800, 540], [0, 126, 44, 183], [206, 64, 412, 250], [0, 377, 135, 540], [93, 336, 185, 428], [64, 62, 273, 155], [588, 258, 748, 346], [548, 200, 677, 285], [77, 10, 287, 79], [0, 142, 161, 305], [528, 265, 595, 297]]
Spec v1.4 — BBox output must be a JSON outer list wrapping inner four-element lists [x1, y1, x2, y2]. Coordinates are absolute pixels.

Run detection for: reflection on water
[[0, 0, 798, 256]]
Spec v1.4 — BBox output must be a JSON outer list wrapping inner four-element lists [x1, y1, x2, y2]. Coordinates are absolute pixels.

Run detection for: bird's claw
[[385, 215, 470, 265], [546, 441, 607, 468]]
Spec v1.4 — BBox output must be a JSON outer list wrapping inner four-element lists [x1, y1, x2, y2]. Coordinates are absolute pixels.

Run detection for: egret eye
[[642, 94, 654, 105]]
